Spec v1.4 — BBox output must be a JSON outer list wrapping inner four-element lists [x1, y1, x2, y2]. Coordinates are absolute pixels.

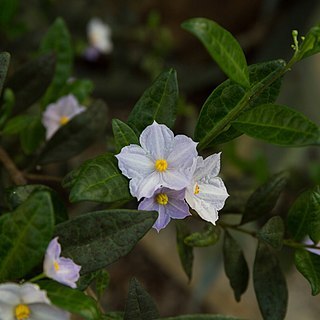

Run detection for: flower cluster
[[116, 121, 229, 231]]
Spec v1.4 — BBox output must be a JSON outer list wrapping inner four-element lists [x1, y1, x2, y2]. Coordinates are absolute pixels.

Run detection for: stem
[[29, 273, 46, 283], [23, 172, 62, 183]]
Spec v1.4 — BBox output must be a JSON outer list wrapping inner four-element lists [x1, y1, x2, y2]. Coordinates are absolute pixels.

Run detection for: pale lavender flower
[[139, 187, 190, 232], [185, 153, 229, 225], [42, 94, 86, 140], [43, 237, 81, 289], [0, 282, 69, 320], [304, 236, 320, 255], [115, 121, 198, 200]]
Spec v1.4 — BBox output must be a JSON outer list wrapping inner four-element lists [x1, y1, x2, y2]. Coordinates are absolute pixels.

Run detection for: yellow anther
[[156, 193, 169, 205], [59, 115, 69, 126], [194, 183, 200, 195], [54, 261, 60, 271], [154, 159, 168, 172], [15, 304, 30, 320]]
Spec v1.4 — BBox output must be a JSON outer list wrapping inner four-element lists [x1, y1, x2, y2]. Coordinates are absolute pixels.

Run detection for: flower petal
[[53, 257, 81, 288], [138, 197, 157, 212], [20, 283, 50, 304], [166, 199, 190, 219], [161, 169, 193, 191], [0, 302, 14, 320], [30, 303, 70, 320], [130, 171, 161, 200], [153, 205, 171, 232]]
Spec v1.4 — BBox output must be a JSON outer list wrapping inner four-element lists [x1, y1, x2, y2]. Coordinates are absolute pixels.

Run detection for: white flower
[[87, 18, 113, 54], [0, 282, 69, 320], [43, 237, 81, 289], [42, 94, 86, 140], [185, 153, 229, 225], [115, 121, 198, 200]]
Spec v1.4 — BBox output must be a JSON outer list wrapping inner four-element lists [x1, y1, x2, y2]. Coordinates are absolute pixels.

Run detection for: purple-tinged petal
[[130, 171, 161, 200], [161, 169, 193, 191], [194, 153, 221, 181], [20, 283, 50, 305], [30, 303, 70, 320], [153, 205, 171, 232], [164, 187, 186, 200], [54, 257, 81, 288], [45, 237, 61, 260], [138, 197, 156, 211], [166, 199, 190, 219]]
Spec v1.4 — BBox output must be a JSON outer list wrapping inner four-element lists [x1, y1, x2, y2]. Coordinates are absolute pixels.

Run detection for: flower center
[[156, 193, 169, 205], [155, 159, 168, 172], [54, 260, 60, 271], [15, 304, 30, 320], [59, 115, 69, 126], [194, 183, 200, 195]]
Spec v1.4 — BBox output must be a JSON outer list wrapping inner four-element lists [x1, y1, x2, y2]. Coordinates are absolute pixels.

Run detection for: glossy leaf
[[0, 191, 54, 281], [39, 280, 100, 320], [124, 278, 159, 320], [127, 68, 178, 134], [38, 100, 107, 164], [112, 119, 139, 152], [223, 231, 249, 302], [258, 216, 284, 250], [162, 315, 244, 320], [294, 249, 320, 295], [287, 186, 320, 243], [233, 104, 320, 146], [253, 241, 288, 320], [241, 171, 289, 224], [182, 18, 250, 88], [63, 153, 131, 203], [55, 209, 157, 274], [297, 25, 320, 60], [184, 224, 220, 247], [0, 52, 10, 96]]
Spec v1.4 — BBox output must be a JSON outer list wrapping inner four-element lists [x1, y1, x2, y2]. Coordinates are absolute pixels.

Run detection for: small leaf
[[233, 104, 320, 146], [294, 249, 320, 295], [95, 269, 110, 299], [297, 25, 320, 60], [112, 119, 139, 152], [253, 241, 288, 320], [161, 315, 245, 320], [39, 280, 100, 320], [241, 171, 289, 224], [55, 209, 157, 274], [124, 278, 159, 320], [184, 224, 220, 247], [0, 52, 10, 96], [127, 68, 178, 134], [176, 220, 194, 281], [63, 153, 131, 203], [258, 216, 285, 250], [0, 191, 54, 281], [223, 231, 249, 302], [182, 18, 249, 88]]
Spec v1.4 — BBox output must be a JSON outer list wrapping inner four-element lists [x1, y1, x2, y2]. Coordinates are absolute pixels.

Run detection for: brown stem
[[23, 172, 62, 183]]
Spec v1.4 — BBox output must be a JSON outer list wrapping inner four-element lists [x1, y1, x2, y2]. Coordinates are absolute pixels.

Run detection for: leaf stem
[[23, 172, 62, 183], [28, 273, 46, 283]]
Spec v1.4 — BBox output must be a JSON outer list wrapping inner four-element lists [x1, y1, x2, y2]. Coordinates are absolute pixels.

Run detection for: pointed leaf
[[0, 191, 54, 281], [124, 278, 159, 320], [0, 52, 10, 96], [258, 216, 284, 250], [112, 119, 139, 152], [184, 224, 220, 247], [127, 68, 178, 134], [55, 209, 157, 274], [253, 241, 288, 320], [297, 25, 320, 60]]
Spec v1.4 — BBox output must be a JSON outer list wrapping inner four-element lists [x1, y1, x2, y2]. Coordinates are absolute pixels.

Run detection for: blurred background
[[1, 0, 320, 319]]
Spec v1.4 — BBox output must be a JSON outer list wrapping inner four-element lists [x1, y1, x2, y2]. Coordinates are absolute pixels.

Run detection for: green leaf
[[297, 25, 320, 60], [39, 280, 100, 320], [161, 315, 245, 320], [63, 153, 131, 203], [241, 171, 289, 224], [182, 18, 249, 88], [0, 0, 19, 26], [258, 216, 284, 250], [0, 88, 14, 129], [184, 224, 220, 247], [60, 79, 94, 103], [233, 104, 320, 146], [40, 17, 73, 106], [0, 52, 10, 96], [95, 269, 110, 299], [287, 186, 320, 242], [176, 221, 193, 281], [223, 231, 249, 302], [127, 68, 178, 134], [0, 191, 54, 281], [2, 114, 30, 135], [253, 241, 288, 320], [195, 60, 285, 148], [112, 119, 139, 153], [101, 312, 124, 320], [55, 209, 157, 274], [294, 249, 320, 295], [38, 100, 108, 164], [124, 278, 159, 320], [5, 184, 68, 224]]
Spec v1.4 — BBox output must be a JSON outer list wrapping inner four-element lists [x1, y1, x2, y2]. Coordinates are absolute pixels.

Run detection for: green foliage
[[0, 52, 10, 96], [95, 269, 110, 300], [55, 209, 157, 274], [0, 0, 19, 26], [0, 88, 14, 128], [182, 18, 250, 88], [223, 231, 249, 302], [39, 280, 101, 320], [162, 316, 245, 320], [60, 79, 94, 103], [2, 114, 30, 135], [257, 216, 284, 250], [294, 249, 320, 295], [296, 25, 320, 60], [0, 191, 54, 281], [124, 278, 159, 320], [127, 68, 178, 134], [63, 153, 131, 203], [253, 242, 288, 320], [112, 119, 139, 153], [184, 224, 220, 247], [102, 312, 124, 320]]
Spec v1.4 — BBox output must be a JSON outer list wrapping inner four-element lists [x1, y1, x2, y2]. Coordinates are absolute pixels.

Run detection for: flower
[[185, 153, 229, 225], [43, 237, 81, 289], [115, 121, 198, 200], [42, 94, 86, 140], [304, 236, 320, 255], [139, 187, 190, 232], [0, 282, 69, 320]]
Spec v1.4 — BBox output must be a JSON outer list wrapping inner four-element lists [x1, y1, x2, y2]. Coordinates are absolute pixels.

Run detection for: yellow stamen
[[15, 304, 30, 320], [59, 115, 69, 126], [194, 183, 200, 195], [154, 159, 168, 172], [156, 193, 169, 205], [54, 261, 60, 271]]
